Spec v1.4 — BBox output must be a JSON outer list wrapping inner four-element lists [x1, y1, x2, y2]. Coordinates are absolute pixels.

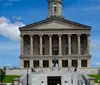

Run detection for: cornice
[[19, 17, 92, 31]]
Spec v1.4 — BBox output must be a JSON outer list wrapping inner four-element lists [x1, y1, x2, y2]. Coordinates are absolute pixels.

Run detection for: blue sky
[[0, 0, 100, 68]]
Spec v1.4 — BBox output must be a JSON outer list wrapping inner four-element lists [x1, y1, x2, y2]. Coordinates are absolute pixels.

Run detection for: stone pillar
[[20, 34, 24, 55], [59, 60, 62, 68], [87, 34, 90, 55], [68, 34, 71, 55], [88, 59, 91, 68], [58, 34, 62, 55], [49, 60, 52, 68], [68, 60, 72, 67], [40, 35, 43, 55], [78, 59, 81, 68], [40, 60, 43, 67], [30, 60, 33, 68], [77, 34, 81, 55], [49, 34, 52, 55], [30, 35, 33, 56], [20, 60, 24, 69]]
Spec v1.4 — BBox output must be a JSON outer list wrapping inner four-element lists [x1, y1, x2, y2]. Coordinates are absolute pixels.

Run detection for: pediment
[[19, 18, 91, 31], [34, 20, 72, 29]]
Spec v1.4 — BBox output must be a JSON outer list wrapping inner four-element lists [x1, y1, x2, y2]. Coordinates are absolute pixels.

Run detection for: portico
[[20, 32, 91, 68], [19, 0, 91, 69], [20, 34, 90, 56]]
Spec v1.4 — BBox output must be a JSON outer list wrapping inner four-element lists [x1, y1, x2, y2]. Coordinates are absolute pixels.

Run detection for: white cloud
[[12, 16, 22, 20], [0, 0, 20, 7], [91, 40, 100, 50], [84, 6, 100, 11], [0, 17, 25, 41]]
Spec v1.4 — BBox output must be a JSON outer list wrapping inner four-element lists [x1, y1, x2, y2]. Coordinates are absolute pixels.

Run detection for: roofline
[[19, 17, 92, 31]]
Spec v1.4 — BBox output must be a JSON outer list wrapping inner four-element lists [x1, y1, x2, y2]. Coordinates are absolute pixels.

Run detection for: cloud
[[1, 2, 12, 6], [91, 40, 100, 50], [0, 0, 20, 7], [0, 17, 25, 41], [0, 42, 20, 52], [12, 16, 22, 20], [84, 6, 100, 11]]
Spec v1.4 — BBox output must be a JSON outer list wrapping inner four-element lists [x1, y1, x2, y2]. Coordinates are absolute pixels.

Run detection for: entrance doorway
[[47, 76, 61, 85]]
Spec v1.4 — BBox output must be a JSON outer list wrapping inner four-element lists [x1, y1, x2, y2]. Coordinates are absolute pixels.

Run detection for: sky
[[0, 0, 100, 68]]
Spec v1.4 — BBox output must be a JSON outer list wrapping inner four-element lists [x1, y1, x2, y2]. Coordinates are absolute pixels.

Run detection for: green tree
[[0, 68, 6, 84]]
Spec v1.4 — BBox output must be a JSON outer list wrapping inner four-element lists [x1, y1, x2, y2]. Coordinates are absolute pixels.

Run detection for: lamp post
[[27, 64, 29, 85]]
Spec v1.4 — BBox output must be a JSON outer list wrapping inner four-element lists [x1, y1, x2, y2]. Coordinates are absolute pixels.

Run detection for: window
[[54, 7, 57, 15], [43, 60, 49, 68], [52, 47, 58, 55], [24, 60, 30, 68], [81, 60, 87, 67], [62, 60, 68, 67], [33, 60, 39, 68], [72, 60, 77, 67]]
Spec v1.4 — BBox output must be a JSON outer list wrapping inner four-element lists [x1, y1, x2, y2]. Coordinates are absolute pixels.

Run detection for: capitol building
[[19, 0, 91, 69], [11, 0, 97, 85]]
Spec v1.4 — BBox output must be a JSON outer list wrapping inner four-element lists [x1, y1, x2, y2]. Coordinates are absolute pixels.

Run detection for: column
[[78, 59, 81, 68], [88, 59, 91, 68], [68, 60, 72, 67], [30, 35, 33, 56], [20, 34, 24, 55], [58, 34, 62, 55], [59, 60, 62, 68], [49, 60, 52, 68], [87, 34, 90, 55], [77, 34, 81, 55], [20, 59, 24, 69], [30, 60, 33, 68], [49, 34, 52, 55], [40, 60, 43, 67], [68, 34, 71, 55], [40, 35, 43, 55]]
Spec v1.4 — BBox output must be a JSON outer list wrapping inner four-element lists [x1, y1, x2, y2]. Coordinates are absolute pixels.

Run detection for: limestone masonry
[[19, 0, 91, 69]]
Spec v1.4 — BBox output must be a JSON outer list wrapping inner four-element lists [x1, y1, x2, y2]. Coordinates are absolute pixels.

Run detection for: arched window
[[54, 6, 57, 15], [54, 3, 57, 15]]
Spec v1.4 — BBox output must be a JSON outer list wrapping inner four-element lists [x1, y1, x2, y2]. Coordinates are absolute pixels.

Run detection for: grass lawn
[[88, 74, 100, 83], [3, 75, 21, 83]]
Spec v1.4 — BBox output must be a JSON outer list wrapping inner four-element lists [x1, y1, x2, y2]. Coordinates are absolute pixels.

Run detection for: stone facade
[[19, 0, 92, 69]]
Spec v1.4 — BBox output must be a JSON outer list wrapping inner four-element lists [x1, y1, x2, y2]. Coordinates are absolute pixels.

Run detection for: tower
[[48, 0, 63, 18]]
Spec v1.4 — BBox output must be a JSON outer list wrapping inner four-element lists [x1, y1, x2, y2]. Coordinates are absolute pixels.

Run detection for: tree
[[0, 68, 6, 84]]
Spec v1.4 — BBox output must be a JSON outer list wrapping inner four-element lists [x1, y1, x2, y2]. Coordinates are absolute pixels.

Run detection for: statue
[[52, 56, 57, 67]]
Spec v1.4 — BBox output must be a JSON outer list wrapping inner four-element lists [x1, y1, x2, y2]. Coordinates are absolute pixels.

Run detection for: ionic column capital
[[29, 34, 34, 37], [77, 34, 81, 36], [58, 34, 62, 36], [20, 34, 24, 37], [39, 34, 43, 37], [86, 34, 90, 36], [67, 34, 72, 36], [48, 34, 53, 36]]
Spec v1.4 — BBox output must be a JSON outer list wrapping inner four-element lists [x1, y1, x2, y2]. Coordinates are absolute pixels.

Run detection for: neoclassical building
[[19, 0, 91, 69]]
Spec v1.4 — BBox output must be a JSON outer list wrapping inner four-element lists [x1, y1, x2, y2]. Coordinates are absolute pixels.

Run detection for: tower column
[[20, 34, 24, 55], [40, 35, 43, 55], [48, 0, 63, 18], [58, 34, 62, 55], [68, 34, 71, 55]]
